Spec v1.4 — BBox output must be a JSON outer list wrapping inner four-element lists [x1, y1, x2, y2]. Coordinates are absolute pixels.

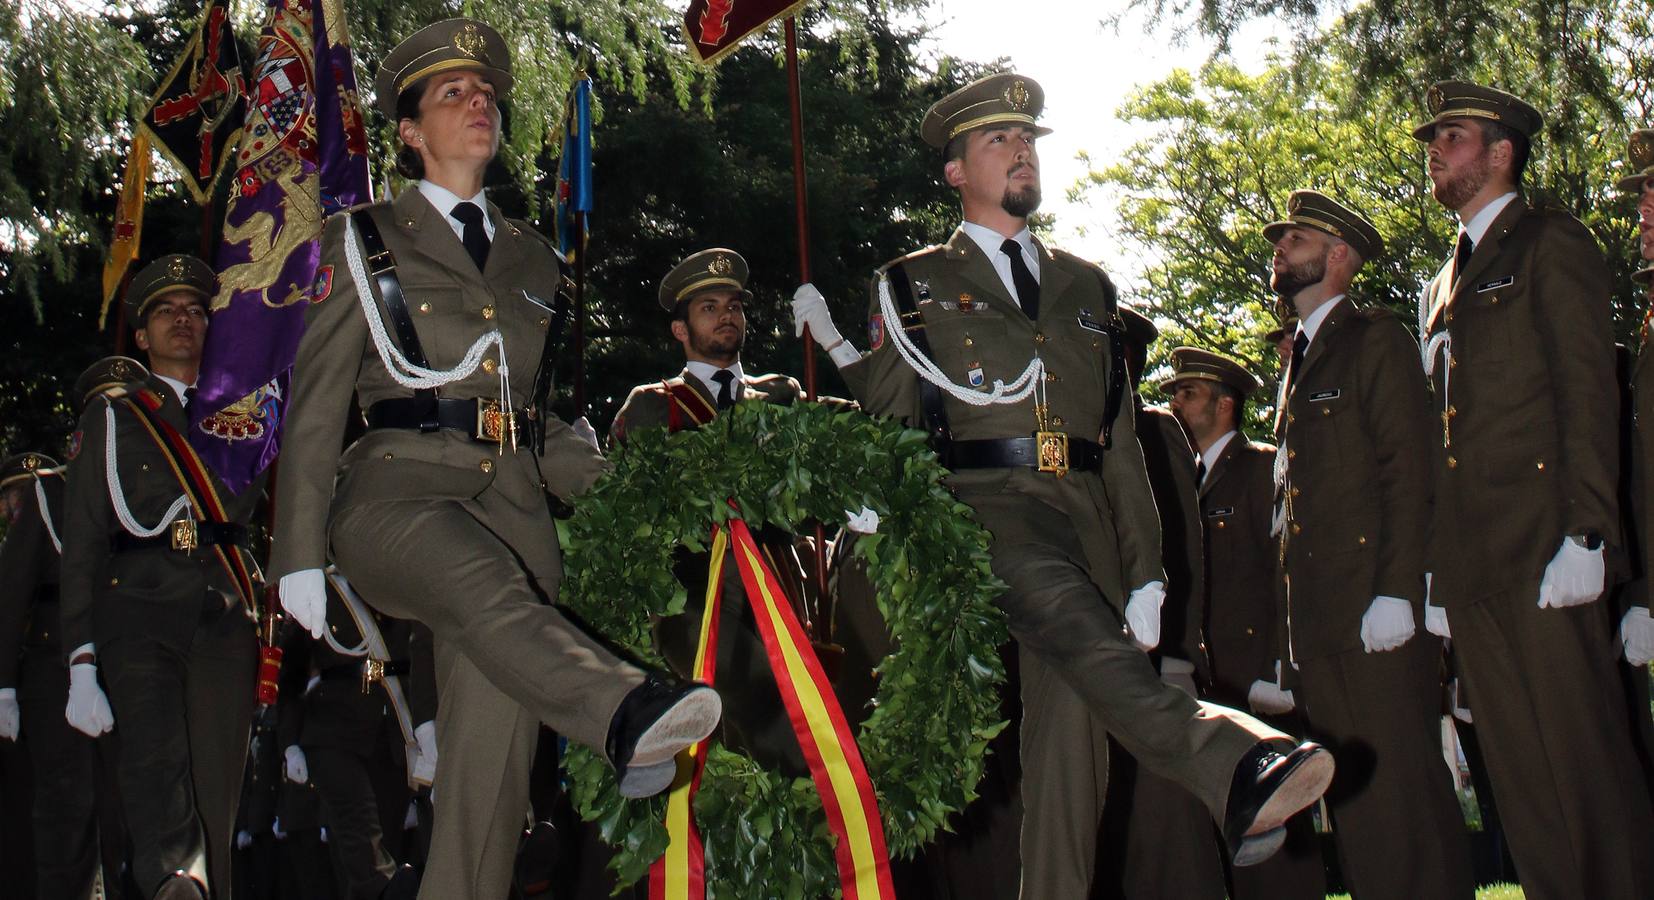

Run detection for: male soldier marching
[[793, 72, 1332, 896], [1416, 81, 1654, 899], [1163, 347, 1326, 900], [60, 256, 265, 900], [1268, 190, 1473, 899], [0, 357, 145, 899]]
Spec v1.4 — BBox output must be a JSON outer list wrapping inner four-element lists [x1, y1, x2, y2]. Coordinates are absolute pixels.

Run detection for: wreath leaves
[[560, 401, 1009, 898]]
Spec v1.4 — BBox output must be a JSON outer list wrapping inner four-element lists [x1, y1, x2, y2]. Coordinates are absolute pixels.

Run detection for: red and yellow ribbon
[[652, 516, 896, 899]]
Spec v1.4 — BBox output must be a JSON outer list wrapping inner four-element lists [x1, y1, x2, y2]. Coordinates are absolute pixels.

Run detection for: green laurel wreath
[[559, 400, 1009, 898]]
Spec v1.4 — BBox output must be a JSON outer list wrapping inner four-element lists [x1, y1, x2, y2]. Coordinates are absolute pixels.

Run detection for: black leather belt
[[319, 659, 410, 681], [111, 521, 249, 553], [366, 397, 529, 445], [945, 436, 1105, 473]]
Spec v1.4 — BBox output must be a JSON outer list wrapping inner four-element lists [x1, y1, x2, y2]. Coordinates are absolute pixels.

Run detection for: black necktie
[[450, 202, 491, 272], [1452, 231, 1473, 283], [1001, 238, 1040, 320], [1285, 331, 1309, 396], [712, 370, 736, 410], [1195, 456, 1207, 486]]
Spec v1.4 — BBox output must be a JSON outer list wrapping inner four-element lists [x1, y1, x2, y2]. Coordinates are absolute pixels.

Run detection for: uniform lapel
[[1451, 196, 1528, 305], [1295, 297, 1351, 384], [1424, 259, 1454, 332], [940, 228, 1024, 320], [1032, 237, 1075, 317], [1199, 431, 1244, 500], [392, 188, 484, 282], [679, 367, 717, 409], [481, 200, 527, 280]]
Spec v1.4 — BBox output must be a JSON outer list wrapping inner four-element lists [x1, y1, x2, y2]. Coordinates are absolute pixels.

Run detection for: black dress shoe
[[379, 863, 420, 900], [153, 872, 208, 900], [1223, 741, 1333, 867], [606, 674, 721, 798]]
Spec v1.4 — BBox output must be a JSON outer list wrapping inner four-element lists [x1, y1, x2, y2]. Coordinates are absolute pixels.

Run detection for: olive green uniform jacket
[[1198, 431, 1280, 705]]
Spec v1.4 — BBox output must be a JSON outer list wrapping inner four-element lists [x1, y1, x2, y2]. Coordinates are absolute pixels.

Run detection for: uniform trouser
[[1296, 636, 1472, 900], [330, 495, 645, 900], [99, 603, 256, 898], [1446, 590, 1654, 900], [1093, 665, 1227, 900], [20, 647, 118, 900], [307, 734, 410, 900], [1220, 713, 1325, 900]]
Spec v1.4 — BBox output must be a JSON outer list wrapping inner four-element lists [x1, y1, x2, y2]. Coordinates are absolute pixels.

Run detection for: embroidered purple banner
[[190, 0, 369, 493]]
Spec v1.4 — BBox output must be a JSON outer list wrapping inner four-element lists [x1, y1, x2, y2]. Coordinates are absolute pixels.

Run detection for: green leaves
[[561, 401, 1008, 898]]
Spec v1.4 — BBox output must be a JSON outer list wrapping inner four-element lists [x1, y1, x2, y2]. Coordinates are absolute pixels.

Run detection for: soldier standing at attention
[[791, 72, 1333, 897], [1163, 347, 1327, 900], [60, 256, 265, 900], [269, 20, 720, 900], [1617, 129, 1654, 683], [1267, 190, 1473, 899], [1415, 81, 1654, 899]]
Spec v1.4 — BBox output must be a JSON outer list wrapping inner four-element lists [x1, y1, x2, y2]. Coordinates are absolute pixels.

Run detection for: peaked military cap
[[375, 19, 513, 121], [1412, 80, 1543, 142], [1617, 129, 1654, 194], [1263, 190, 1385, 261], [1119, 306, 1159, 347], [127, 254, 214, 322], [1159, 346, 1261, 398], [1264, 316, 1299, 346], [1636, 266, 1653, 285], [921, 73, 1053, 150], [0, 451, 59, 491], [73, 356, 147, 412], [659, 248, 751, 312]]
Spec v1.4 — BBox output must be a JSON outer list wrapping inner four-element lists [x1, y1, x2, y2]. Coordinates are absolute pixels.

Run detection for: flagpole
[[783, 17, 833, 648]]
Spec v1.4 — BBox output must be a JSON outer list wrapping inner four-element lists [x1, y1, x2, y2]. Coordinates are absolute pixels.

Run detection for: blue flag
[[556, 75, 593, 263]]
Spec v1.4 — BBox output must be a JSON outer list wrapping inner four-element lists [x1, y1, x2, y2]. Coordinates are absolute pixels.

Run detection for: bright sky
[[922, 1, 1287, 295]]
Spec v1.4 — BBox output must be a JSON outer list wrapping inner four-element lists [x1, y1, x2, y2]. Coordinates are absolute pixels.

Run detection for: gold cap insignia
[[1004, 80, 1031, 112], [1287, 194, 1303, 215], [168, 257, 188, 280], [708, 255, 733, 276], [454, 23, 485, 60], [1632, 131, 1654, 170], [23, 454, 39, 471], [1426, 85, 1445, 114], [112, 360, 133, 380]]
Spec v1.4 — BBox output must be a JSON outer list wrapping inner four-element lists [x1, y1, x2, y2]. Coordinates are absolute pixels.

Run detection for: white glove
[[791, 284, 861, 369], [0, 688, 18, 740], [283, 745, 309, 784], [1359, 596, 1416, 653], [66, 663, 115, 737], [411, 720, 438, 785], [1622, 607, 1654, 666], [1538, 538, 1605, 608], [1124, 581, 1165, 651], [236, 830, 253, 850], [280, 568, 327, 639], [570, 416, 600, 451], [844, 506, 879, 534], [1247, 678, 1296, 715]]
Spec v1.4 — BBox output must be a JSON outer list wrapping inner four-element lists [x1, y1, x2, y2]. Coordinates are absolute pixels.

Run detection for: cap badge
[[1004, 80, 1031, 112], [23, 454, 40, 471], [708, 255, 733, 276], [1632, 131, 1654, 171], [111, 360, 133, 380], [168, 257, 188, 281], [453, 23, 485, 60], [1287, 194, 1303, 215], [1427, 85, 1445, 114]]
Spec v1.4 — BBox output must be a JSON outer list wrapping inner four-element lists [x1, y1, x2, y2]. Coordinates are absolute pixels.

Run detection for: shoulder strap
[[886, 262, 951, 446], [666, 380, 717, 431], [1091, 268, 1127, 449], [528, 274, 574, 454], [351, 209, 434, 405]]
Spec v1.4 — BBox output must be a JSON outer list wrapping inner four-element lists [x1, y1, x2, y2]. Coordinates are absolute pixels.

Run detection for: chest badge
[[967, 363, 985, 388], [958, 293, 975, 313]]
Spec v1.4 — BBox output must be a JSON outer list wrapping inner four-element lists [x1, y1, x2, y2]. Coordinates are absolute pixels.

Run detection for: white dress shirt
[[959, 221, 1040, 303], [685, 360, 745, 403], [418, 180, 496, 242]]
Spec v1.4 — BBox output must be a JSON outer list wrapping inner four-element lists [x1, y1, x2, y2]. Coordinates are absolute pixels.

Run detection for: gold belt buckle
[[1036, 431, 1070, 477], [361, 658, 386, 694], [476, 399, 505, 443], [170, 518, 199, 552]]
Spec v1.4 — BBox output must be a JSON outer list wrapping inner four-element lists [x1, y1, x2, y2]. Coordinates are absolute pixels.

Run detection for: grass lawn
[[1328, 887, 1523, 900]]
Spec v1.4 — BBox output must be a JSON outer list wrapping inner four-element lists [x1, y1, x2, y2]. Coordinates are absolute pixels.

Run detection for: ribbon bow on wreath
[[560, 401, 1009, 899]]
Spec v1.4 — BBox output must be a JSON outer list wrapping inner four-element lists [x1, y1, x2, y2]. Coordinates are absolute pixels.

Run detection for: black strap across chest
[[351, 209, 434, 405]]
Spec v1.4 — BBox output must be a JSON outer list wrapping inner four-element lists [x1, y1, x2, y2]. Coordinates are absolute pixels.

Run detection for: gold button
[[1446, 405, 1457, 417], [1287, 413, 1296, 424], [1447, 455, 1458, 468], [1035, 332, 1047, 344], [1052, 416, 1065, 427], [1045, 372, 1059, 383], [964, 336, 975, 347], [383, 452, 394, 460], [1291, 522, 1302, 534], [110, 577, 119, 586], [481, 358, 497, 374], [538, 317, 549, 328], [1092, 339, 1102, 350], [1290, 486, 1300, 498], [1216, 520, 1227, 529], [1287, 449, 1296, 459], [481, 304, 496, 319], [1358, 535, 1367, 545], [141, 463, 149, 471], [1536, 459, 1545, 470], [1449, 355, 1458, 369], [479, 459, 494, 473], [1322, 407, 1331, 416], [418, 302, 431, 314], [1245, 627, 1255, 635], [403, 217, 417, 228], [1446, 311, 1454, 323]]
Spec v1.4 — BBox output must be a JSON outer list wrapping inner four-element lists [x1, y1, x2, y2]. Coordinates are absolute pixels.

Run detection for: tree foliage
[[1080, 0, 1653, 410]]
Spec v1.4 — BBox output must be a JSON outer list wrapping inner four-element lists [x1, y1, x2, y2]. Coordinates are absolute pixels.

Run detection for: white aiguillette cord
[[103, 399, 191, 538], [34, 475, 61, 554], [342, 215, 513, 412], [876, 274, 1043, 405]]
